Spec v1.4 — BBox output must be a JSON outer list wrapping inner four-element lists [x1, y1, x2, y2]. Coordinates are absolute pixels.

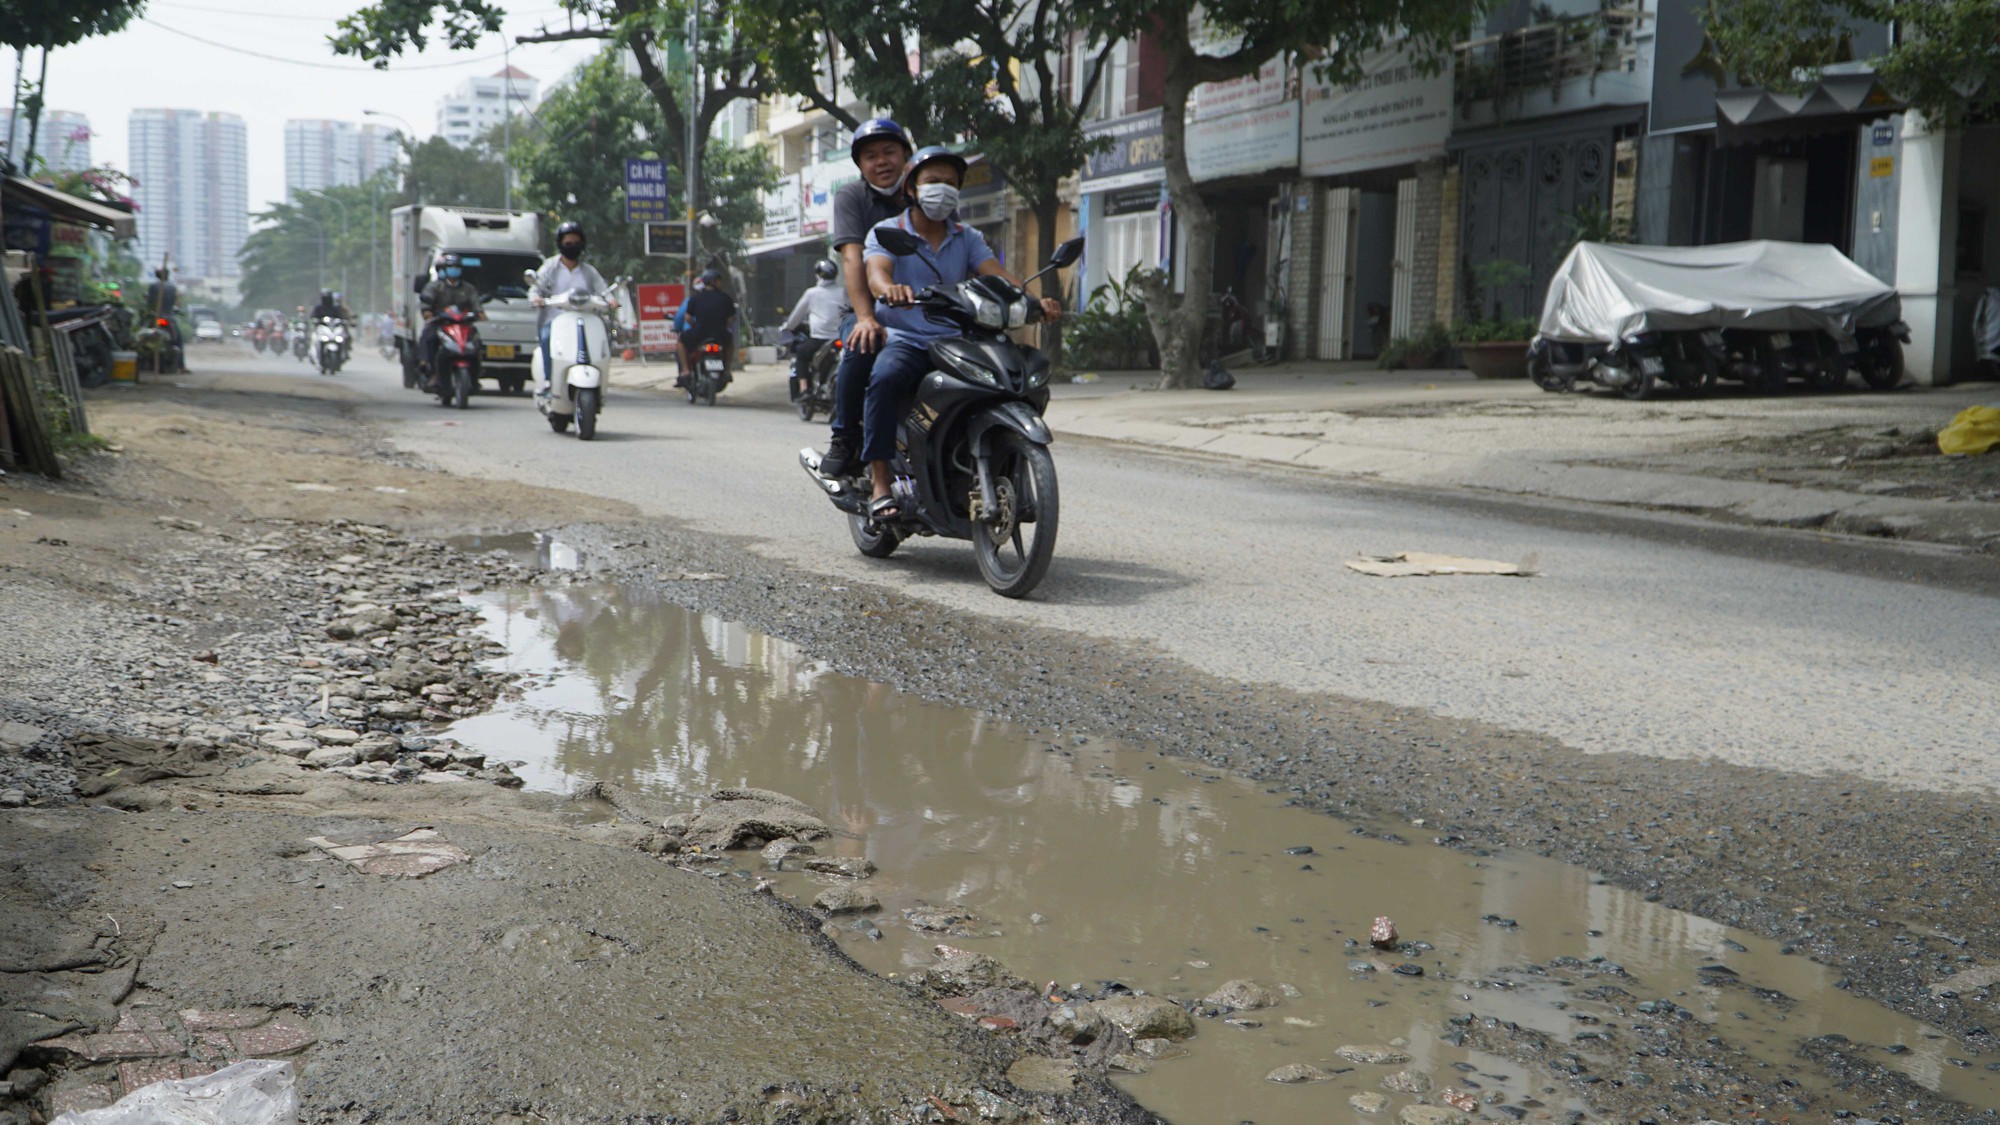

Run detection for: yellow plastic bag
[[1938, 406, 2000, 455]]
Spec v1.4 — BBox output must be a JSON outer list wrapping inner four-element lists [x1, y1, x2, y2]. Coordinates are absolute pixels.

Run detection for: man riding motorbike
[[675, 268, 737, 389], [310, 288, 353, 362], [855, 145, 1061, 520], [418, 254, 482, 392], [528, 221, 614, 402], [143, 268, 189, 374], [780, 258, 846, 402], [816, 118, 914, 478]]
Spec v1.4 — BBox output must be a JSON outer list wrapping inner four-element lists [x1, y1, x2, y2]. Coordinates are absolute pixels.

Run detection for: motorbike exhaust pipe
[[797, 448, 842, 494]]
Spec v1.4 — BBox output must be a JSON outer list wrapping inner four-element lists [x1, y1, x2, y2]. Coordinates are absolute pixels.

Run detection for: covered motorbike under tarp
[[1537, 240, 1901, 349]]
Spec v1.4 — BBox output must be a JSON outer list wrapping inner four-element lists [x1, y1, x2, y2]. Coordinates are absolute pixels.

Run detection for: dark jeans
[[828, 313, 874, 444], [791, 336, 829, 400], [862, 335, 935, 464], [419, 318, 442, 371]]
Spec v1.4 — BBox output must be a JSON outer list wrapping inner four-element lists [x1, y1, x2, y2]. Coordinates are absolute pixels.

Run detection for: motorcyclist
[[857, 145, 1060, 520], [142, 268, 189, 373], [528, 220, 613, 402], [815, 118, 914, 478], [676, 267, 737, 388], [780, 259, 846, 402], [418, 253, 482, 391]]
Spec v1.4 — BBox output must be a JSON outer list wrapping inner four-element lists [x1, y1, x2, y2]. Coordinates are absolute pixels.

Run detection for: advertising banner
[[761, 173, 802, 242], [1082, 109, 1165, 193], [1300, 48, 1452, 177], [635, 282, 685, 351], [1187, 101, 1299, 182], [624, 158, 670, 223]]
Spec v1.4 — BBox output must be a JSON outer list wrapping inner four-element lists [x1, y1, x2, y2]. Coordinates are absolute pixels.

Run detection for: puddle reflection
[[447, 583, 1998, 1122]]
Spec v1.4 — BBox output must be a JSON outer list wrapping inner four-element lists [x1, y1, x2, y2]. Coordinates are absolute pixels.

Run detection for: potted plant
[[1451, 315, 1541, 378], [1377, 322, 1453, 370], [1452, 258, 1536, 378]]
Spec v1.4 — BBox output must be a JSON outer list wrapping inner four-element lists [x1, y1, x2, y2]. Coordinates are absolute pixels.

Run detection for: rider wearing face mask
[[856, 146, 1061, 520], [529, 220, 613, 400], [815, 118, 913, 479], [418, 255, 482, 390]]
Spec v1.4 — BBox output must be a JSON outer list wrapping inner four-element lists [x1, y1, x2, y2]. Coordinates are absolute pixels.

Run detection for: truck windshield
[[454, 252, 541, 302]]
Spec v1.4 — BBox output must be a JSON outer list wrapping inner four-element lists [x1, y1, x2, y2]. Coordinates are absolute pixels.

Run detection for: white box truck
[[390, 205, 544, 393]]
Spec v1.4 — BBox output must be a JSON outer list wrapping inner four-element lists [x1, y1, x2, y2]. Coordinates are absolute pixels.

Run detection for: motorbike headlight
[[968, 288, 1006, 330], [1007, 296, 1030, 328], [1026, 354, 1052, 390]]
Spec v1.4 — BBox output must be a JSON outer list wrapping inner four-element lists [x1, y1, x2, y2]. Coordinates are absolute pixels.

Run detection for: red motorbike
[[248, 322, 268, 352], [432, 304, 482, 409]]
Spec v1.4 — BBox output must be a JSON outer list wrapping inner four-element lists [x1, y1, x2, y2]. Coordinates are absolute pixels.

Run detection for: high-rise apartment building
[[284, 119, 399, 196], [435, 66, 537, 148], [2, 109, 93, 174], [128, 110, 248, 293]]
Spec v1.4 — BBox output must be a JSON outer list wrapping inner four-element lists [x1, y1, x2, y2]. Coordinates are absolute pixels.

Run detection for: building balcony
[[1453, 8, 1646, 119]]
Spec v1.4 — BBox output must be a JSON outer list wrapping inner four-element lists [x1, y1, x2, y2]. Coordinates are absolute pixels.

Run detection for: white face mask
[[868, 173, 905, 198], [917, 183, 960, 221]]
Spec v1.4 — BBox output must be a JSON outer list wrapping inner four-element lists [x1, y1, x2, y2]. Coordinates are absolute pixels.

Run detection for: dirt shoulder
[[0, 378, 1152, 1125]]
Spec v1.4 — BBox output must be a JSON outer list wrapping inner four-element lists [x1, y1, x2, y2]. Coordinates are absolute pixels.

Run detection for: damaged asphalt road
[[4, 364, 1998, 1123]]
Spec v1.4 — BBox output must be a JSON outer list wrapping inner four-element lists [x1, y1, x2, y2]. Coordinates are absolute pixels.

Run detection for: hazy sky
[[33, 0, 602, 216]]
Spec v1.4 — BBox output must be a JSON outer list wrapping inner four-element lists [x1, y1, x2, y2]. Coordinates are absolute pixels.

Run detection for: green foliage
[[237, 174, 398, 314], [1448, 316, 1537, 344], [1561, 198, 1627, 252], [403, 135, 508, 208], [0, 0, 143, 48], [1064, 265, 1156, 369], [1376, 322, 1451, 369], [330, 0, 505, 65], [1701, 0, 2000, 126], [1465, 257, 1530, 321]]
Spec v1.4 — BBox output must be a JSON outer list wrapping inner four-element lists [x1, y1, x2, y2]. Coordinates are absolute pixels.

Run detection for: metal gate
[[1315, 186, 1355, 360], [1459, 123, 1616, 320], [1390, 177, 1418, 339]]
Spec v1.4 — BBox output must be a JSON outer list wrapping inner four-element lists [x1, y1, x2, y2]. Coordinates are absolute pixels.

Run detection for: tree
[[1086, 0, 1473, 387], [403, 134, 510, 207], [1701, 0, 2000, 127], [332, 0, 790, 230], [763, 0, 1123, 363], [2, 0, 144, 172], [238, 177, 396, 312], [507, 49, 773, 279]]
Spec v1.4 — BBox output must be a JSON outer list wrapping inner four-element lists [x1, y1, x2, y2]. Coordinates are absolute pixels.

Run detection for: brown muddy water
[[444, 570, 2000, 1122]]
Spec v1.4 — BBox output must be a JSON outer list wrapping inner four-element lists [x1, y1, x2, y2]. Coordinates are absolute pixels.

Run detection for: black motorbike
[[795, 334, 841, 422], [799, 231, 1082, 599]]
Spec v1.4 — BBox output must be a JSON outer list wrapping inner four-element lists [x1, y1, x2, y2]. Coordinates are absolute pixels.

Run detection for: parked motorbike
[[526, 270, 628, 440], [134, 315, 183, 375], [796, 336, 841, 422], [313, 317, 348, 375], [798, 231, 1082, 599], [431, 305, 482, 409], [291, 320, 310, 362], [45, 305, 123, 388]]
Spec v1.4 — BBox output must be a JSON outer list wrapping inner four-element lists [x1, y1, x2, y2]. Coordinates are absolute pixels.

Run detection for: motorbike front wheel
[[972, 432, 1060, 598], [452, 365, 471, 409], [575, 388, 599, 441]]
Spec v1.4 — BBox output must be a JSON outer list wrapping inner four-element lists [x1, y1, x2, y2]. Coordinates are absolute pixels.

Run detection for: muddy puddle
[[446, 577, 1999, 1122]]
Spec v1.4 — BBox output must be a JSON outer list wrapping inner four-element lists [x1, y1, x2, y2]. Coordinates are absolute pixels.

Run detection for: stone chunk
[[1091, 995, 1196, 1042], [811, 886, 880, 915], [1205, 978, 1283, 1010], [1337, 1044, 1412, 1065], [1266, 1062, 1333, 1083], [801, 855, 876, 879], [1350, 1092, 1391, 1114], [1399, 1108, 1469, 1125], [684, 787, 830, 849]]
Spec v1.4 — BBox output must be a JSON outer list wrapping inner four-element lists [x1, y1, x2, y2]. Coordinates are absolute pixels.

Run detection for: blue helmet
[[907, 144, 968, 184], [850, 118, 913, 164]]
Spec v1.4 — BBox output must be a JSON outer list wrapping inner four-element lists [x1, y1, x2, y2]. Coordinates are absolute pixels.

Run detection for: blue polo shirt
[[863, 209, 997, 341]]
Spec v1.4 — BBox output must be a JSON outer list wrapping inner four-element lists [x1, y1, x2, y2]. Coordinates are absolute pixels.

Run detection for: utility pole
[[502, 39, 513, 210], [685, 5, 700, 285]]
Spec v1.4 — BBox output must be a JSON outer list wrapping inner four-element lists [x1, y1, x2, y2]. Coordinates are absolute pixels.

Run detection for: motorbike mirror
[[523, 268, 538, 285], [874, 227, 927, 257], [1050, 236, 1085, 268], [412, 275, 426, 294]]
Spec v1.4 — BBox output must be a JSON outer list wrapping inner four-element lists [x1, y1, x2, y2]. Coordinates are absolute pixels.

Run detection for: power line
[[140, 17, 522, 71], [149, 2, 570, 24]]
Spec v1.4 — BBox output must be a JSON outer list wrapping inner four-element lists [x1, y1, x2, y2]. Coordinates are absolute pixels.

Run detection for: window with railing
[[1453, 8, 1645, 111]]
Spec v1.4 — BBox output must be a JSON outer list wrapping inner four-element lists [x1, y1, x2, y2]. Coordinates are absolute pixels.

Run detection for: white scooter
[[527, 270, 627, 441], [312, 317, 348, 375]]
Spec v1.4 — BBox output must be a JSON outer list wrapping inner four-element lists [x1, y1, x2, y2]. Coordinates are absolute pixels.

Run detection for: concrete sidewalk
[[1049, 362, 2000, 550], [604, 353, 2000, 550]]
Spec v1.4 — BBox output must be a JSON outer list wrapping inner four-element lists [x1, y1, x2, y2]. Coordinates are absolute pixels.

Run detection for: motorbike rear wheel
[[971, 431, 1060, 599], [1858, 338, 1905, 391], [848, 513, 902, 558], [1529, 350, 1575, 394], [698, 374, 718, 406], [575, 388, 599, 440], [549, 411, 571, 433]]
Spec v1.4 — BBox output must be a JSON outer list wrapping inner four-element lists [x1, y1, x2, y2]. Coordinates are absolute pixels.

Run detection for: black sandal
[[868, 495, 902, 522]]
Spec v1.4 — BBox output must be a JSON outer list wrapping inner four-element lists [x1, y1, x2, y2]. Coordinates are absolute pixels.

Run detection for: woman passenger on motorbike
[[858, 146, 1061, 521]]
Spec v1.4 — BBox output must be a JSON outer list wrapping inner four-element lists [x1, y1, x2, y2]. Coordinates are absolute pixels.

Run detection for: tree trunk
[[1031, 195, 1065, 371], [1152, 13, 1213, 389]]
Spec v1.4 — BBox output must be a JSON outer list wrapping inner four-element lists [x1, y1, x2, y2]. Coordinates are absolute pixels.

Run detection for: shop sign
[[1189, 14, 1290, 121], [1869, 156, 1894, 178], [3, 203, 50, 257], [634, 281, 685, 350], [1300, 47, 1452, 176], [1082, 108, 1165, 192], [1103, 184, 1162, 217], [761, 173, 802, 241], [1187, 100, 1299, 182], [803, 159, 850, 236], [624, 158, 670, 223]]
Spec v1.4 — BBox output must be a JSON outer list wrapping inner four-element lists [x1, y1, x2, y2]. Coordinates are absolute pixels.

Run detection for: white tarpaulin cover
[[1536, 241, 1902, 347]]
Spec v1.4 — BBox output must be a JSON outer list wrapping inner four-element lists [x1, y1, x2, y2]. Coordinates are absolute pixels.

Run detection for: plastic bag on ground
[[52, 1060, 298, 1125], [1938, 406, 2000, 456]]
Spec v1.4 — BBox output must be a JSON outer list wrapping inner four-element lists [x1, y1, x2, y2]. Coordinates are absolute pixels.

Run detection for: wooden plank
[[0, 348, 60, 478]]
